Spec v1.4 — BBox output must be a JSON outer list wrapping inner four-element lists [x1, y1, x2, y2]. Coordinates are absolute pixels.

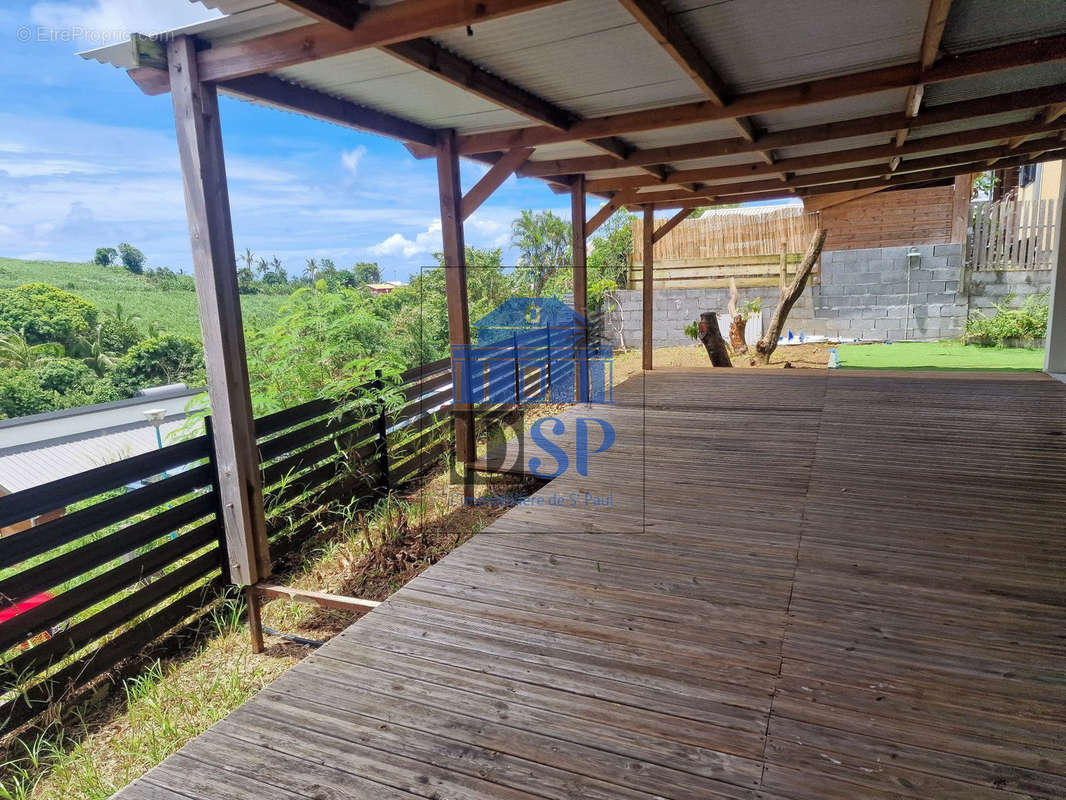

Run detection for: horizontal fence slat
[[0, 494, 216, 605], [401, 369, 453, 401], [0, 577, 223, 733], [392, 387, 454, 426], [263, 439, 381, 508], [0, 521, 219, 653], [261, 426, 379, 490], [253, 398, 335, 439], [0, 465, 214, 572], [0, 436, 210, 529], [258, 412, 375, 464], [2, 549, 221, 684], [399, 357, 450, 384]]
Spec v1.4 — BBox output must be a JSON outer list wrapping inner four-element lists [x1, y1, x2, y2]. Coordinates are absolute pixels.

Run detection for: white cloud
[[341, 146, 367, 177], [369, 220, 442, 258]]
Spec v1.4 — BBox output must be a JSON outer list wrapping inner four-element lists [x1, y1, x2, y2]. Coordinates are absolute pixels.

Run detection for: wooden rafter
[[385, 38, 574, 130], [131, 0, 570, 94], [583, 116, 1066, 192], [617, 0, 777, 168], [620, 135, 1066, 205], [1044, 103, 1066, 124], [896, 0, 953, 146], [273, 0, 362, 29], [453, 34, 1066, 154], [461, 147, 533, 220], [510, 84, 1066, 176], [802, 187, 888, 212], [220, 74, 438, 148]]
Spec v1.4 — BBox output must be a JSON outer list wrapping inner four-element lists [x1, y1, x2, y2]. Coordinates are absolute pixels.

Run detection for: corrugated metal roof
[[76, 0, 1066, 208], [673, 0, 928, 92], [0, 390, 205, 494]]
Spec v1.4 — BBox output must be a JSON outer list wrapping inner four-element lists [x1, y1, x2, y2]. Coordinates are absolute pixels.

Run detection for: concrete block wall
[[965, 267, 1052, 313], [810, 243, 966, 341], [608, 285, 769, 349]]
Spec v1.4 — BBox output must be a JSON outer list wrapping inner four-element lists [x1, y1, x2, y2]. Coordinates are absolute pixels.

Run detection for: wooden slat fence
[[0, 358, 501, 734], [628, 252, 817, 290], [968, 197, 1057, 270]]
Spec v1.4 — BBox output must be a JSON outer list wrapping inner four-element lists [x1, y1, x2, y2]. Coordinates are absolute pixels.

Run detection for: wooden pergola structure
[[86, 0, 1066, 591]]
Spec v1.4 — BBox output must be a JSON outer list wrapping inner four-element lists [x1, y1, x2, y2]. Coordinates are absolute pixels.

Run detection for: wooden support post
[[168, 35, 269, 588], [1045, 173, 1066, 373], [642, 205, 654, 371], [572, 175, 589, 402], [436, 130, 476, 494], [951, 173, 973, 244], [245, 585, 264, 653]]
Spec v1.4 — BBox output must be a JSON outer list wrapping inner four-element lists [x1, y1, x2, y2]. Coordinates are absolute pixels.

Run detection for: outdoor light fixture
[[143, 408, 167, 450], [907, 247, 922, 269]]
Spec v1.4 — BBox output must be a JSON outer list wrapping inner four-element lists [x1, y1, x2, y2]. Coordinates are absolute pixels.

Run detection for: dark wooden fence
[[0, 359, 463, 734]]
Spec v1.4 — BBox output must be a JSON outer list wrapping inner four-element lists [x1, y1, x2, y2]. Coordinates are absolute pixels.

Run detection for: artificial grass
[[836, 340, 1045, 371]]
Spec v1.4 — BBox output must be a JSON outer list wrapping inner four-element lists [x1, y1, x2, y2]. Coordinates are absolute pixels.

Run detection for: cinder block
[[933, 244, 962, 257], [916, 280, 946, 293], [861, 308, 888, 319]]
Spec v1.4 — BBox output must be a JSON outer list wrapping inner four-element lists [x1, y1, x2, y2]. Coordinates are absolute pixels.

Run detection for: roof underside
[[83, 0, 1066, 209]]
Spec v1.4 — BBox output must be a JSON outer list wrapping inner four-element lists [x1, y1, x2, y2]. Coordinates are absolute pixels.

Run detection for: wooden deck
[[116, 370, 1066, 800]]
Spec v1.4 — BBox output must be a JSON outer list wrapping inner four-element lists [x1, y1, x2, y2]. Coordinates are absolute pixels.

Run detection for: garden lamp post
[[143, 408, 167, 450]]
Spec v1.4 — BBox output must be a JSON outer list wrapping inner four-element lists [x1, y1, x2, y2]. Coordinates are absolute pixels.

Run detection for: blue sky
[[0, 1, 788, 282]]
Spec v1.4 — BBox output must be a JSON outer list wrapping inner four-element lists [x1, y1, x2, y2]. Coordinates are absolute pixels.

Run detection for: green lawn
[[0, 257, 288, 339], [837, 340, 1045, 371]]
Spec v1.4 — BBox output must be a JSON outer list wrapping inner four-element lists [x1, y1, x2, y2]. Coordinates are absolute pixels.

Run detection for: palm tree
[[103, 302, 142, 328], [304, 257, 319, 283], [75, 325, 118, 376], [510, 209, 572, 294], [0, 329, 64, 369], [242, 247, 256, 271]]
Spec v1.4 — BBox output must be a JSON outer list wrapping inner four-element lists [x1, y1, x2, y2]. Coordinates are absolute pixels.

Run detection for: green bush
[[99, 316, 143, 353], [965, 293, 1048, 346], [111, 334, 205, 395], [0, 283, 98, 347], [32, 357, 95, 394], [0, 369, 55, 418], [144, 267, 196, 292]]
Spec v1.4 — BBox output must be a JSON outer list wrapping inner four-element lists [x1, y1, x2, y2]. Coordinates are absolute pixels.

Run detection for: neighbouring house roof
[[0, 387, 206, 495]]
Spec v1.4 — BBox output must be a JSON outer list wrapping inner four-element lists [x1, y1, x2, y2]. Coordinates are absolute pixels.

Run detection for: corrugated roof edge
[[0, 386, 205, 431]]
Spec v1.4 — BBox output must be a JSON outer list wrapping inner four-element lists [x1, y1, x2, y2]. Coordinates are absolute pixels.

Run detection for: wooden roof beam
[[583, 115, 1066, 192], [616, 0, 776, 163], [509, 84, 1066, 176], [1045, 102, 1066, 124], [220, 73, 439, 147], [454, 33, 1066, 154], [622, 135, 1066, 205], [896, 0, 953, 146], [274, 0, 364, 29], [129, 0, 570, 94]]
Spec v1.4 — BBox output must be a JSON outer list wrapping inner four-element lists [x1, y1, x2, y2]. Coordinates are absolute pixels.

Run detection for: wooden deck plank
[[114, 370, 1066, 800]]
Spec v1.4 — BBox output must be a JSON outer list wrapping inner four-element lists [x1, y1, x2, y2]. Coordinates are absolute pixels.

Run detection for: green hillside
[[0, 257, 288, 339]]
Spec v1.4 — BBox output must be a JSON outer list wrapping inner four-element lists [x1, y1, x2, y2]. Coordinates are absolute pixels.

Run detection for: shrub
[[118, 243, 146, 274], [145, 267, 195, 292], [111, 335, 205, 395], [0, 283, 98, 347], [965, 293, 1048, 346], [99, 316, 143, 353], [0, 369, 55, 418], [33, 357, 95, 394]]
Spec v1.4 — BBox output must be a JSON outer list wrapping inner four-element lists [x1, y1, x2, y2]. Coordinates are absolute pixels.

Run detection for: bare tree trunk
[[726, 276, 748, 354], [698, 312, 732, 367], [755, 229, 828, 365]]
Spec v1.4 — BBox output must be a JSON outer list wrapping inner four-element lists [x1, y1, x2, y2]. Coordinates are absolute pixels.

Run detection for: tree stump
[[726, 278, 748, 354], [728, 315, 748, 354], [697, 312, 732, 367]]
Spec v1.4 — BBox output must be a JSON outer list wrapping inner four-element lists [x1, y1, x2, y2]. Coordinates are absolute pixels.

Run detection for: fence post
[[202, 414, 233, 585], [373, 370, 391, 494]]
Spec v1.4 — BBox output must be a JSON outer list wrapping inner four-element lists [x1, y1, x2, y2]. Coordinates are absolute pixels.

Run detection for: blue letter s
[[529, 417, 569, 479]]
